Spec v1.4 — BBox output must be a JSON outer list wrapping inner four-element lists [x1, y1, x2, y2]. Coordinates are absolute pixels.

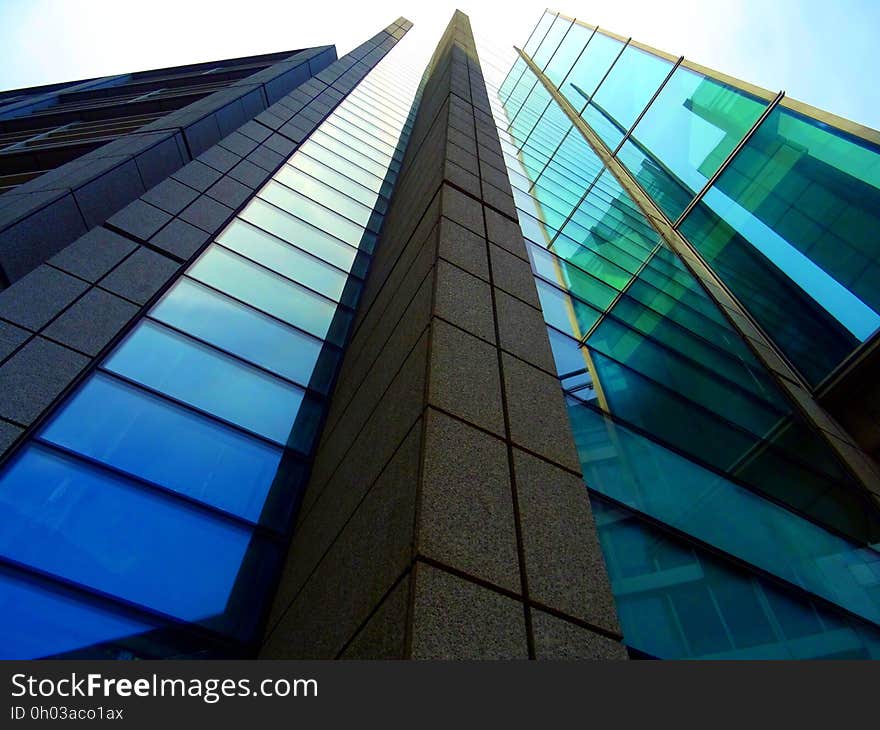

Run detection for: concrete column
[[260, 11, 624, 660]]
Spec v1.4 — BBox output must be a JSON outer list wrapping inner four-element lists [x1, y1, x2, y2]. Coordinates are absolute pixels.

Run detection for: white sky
[[0, 0, 877, 129]]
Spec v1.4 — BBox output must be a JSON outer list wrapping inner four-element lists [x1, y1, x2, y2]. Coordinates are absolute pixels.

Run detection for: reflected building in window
[[0, 9, 878, 660]]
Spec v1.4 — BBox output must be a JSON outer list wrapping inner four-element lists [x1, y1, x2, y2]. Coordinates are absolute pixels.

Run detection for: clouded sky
[[0, 0, 877, 128]]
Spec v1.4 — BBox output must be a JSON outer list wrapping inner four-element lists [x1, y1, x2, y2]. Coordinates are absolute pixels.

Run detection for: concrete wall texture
[[260, 11, 624, 660]]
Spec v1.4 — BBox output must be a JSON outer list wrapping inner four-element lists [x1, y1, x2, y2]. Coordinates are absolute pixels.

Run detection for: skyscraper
[[0, 8, 878, 660]]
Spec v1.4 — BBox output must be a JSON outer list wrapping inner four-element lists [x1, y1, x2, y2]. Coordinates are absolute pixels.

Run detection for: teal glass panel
[[499, 57, 528, 103], [40, 372, 292, 526], [535, 278, 600, 339], [616, 139, 695, 220], [309, 129, 389, 178], [683, 104, 880, 384], [558, 32, 623, 108], [680, 202, 859, 384], [593, 496, 880, 659], [187, 245, 347, 344], [584, 45, 673, 150], [239, 198, 364, 277], [622, 65, 767, 219], [151, 277, 334, 390], [104, 320, 311, 446], [0, 443, 275, 637], [215, 219, 352, 303], [571, 401, 880, 626]]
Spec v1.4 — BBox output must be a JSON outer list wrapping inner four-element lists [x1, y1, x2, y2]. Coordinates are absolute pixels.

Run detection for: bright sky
[[0, 0, 877, 129]]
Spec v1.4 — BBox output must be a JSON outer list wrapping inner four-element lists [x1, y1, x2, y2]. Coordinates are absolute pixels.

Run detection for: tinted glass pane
[[39, 372, 297, 526], [625, 65, 767, 218], [273, 166, 375, 230], [104, 320, 308, 445], [216, 219, 350, 302], [259, 180, 366, 248], [522, 11, 555, 58], [297, 142, 384, 192], [559, 32, 623, 107], [287, 153, 381, 209], [594, 497, 880, 659], [151, 277, 330, 389], [684, 105, 880, 384], [572, 401, 880, 626], [187, 245, 348, 344], [532, 15, 572, 71], [0, 569, 158, 659], [240, 198, 361, 275], [0, 444, 267, 634], [544, 23, 594, 88], [584, 45, 672, 149]]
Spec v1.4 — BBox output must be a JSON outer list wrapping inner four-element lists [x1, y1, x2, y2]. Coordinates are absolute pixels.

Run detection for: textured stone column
[[260, 10, 624, 660]]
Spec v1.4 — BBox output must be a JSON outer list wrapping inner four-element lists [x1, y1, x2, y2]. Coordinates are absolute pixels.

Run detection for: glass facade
[[0, 22, 420, 659], [492, 14, 880, 658]]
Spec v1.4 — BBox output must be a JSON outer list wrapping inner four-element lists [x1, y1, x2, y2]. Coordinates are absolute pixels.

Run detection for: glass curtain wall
[[0, 23, 421, 660], [488, 11, 880, 658], [507, 12, 880, 387]]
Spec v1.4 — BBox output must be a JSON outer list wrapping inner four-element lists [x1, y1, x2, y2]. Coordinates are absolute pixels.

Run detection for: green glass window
[[622, 65, 768, 219], [682, 104, 880, 384]]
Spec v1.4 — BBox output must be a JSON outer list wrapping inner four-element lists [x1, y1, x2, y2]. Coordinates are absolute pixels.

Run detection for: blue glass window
[[0, 444, 276, 638], [39, 372, 304, 528], [187, 245, 350, 345], [103, 320, 314, 446], [0, 569, 159, 660]]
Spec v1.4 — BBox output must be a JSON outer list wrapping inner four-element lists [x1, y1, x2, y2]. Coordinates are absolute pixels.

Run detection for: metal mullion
[[499, 11, 550, 98], [672, 90, 785, 228], [572, 349, 863, 505], [336, 99, 405, 139], [343, 95, 408, 134], [309, 124, 394, 179], [536, 266, 792, 408], [298, 139, 388, 193], [322, 116, 396, 161], [531, 240, 738, 352], [333, 105, 402, 148], [512, 14, 578, 149], [514, 24, 600, 163], [508, 13, 570, 128], [284, 153, 385, 210], [34, 437, 287, 542], [517, 38, 629, 206]]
